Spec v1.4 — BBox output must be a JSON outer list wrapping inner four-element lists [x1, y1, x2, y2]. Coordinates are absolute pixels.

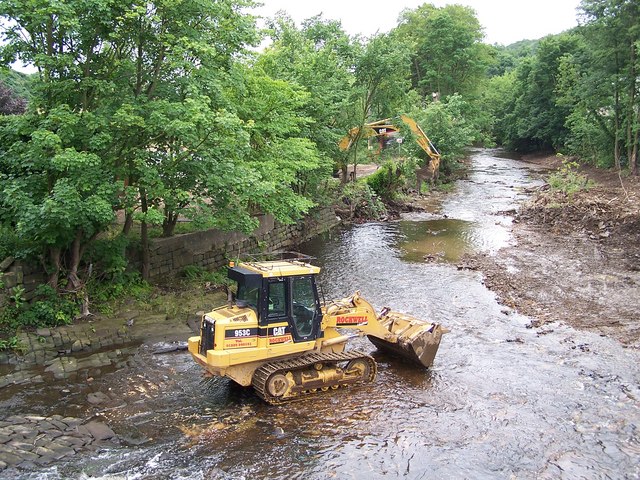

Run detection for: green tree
[[0, 68, 31, 99], [478, 71, 517, 146], [259, 14, 359, 179], [487, 40, 540, 77], [554, 36, 614, 166], [0, 0, 332, 289], [407, 94, 477, 171], [227, 64, 330, 224], [0, 108, 119, 295], [395, 4, 493, 99], [499, 33, 581, 151], [346, 33, 412, 177], [0, 0, 269, 285], [574, 0, 640, 173]]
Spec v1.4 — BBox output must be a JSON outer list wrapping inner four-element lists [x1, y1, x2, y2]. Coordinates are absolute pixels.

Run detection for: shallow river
[[9, 150, 640, 479]]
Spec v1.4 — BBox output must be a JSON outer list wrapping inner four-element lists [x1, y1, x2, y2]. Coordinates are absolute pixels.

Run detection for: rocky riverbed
[[468, 154, 640, 347], [0, 415, 115, 470], [0, 287, 226, 475]]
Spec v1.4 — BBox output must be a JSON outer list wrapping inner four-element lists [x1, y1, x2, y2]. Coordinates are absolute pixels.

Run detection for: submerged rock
[[87, 392, 111, 405]]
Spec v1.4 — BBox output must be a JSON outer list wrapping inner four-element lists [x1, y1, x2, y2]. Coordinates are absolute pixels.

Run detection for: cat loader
[[188, 253, 447, 404]]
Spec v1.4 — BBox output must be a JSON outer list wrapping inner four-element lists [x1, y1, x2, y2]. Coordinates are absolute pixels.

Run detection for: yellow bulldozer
[[188, 253, 448, 404]]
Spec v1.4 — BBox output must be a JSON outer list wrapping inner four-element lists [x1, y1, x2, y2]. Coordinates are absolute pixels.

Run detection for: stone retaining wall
[[0, 207, 340, 295], [0, 258, 47, 303], [147, 207, 340, 279]]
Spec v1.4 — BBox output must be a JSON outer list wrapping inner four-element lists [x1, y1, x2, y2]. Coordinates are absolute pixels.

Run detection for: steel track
[[252, 350, 377, 404]]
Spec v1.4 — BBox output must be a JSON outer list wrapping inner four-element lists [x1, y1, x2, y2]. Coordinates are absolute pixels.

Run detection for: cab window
[[291, 276, 317, 336], [267, 280, 287, 318], [237, 284, 259, 309]]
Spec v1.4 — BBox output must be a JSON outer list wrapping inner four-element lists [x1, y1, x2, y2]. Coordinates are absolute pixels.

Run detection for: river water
[[8, 150, 640, 479]]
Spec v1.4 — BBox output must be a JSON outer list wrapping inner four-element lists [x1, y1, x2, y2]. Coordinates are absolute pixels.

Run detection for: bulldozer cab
[[228, 260, 323, 343]]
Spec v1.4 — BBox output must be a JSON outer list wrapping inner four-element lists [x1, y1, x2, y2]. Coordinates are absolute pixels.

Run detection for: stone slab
[[0, 257, 14, 271], [0, 451, 21, 466], [84, 422, 116, 441]]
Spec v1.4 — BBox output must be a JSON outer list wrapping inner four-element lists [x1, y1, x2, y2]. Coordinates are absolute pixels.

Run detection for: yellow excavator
[[339, 115, 442, 187], [188, 253, 448, 404]]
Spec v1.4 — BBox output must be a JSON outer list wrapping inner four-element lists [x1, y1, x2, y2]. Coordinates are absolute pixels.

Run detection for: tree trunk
[[67, 230, 83, 291], [614, 86, 621, 170], [628, 40, 638, 176], [627, 42, 638, 175], [140, 189, 150, 281], [340, 164, 348, 184], [413, 57, 423, 98], [47, 247, 61, 290], [351, 147, 359, 181], [67, 230, 92, 317], [141, 220, 149, 280], [349, 128, 365, 182], [162, 211, 178, 237], [612, 47, 622, 171], [122, 211, 134, 235]]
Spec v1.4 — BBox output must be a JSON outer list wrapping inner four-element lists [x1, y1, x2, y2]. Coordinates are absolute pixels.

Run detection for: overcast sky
[[254, 0, 582, 46]]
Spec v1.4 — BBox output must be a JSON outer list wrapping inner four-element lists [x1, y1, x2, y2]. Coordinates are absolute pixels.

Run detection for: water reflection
[[395, 218, 474, 262]]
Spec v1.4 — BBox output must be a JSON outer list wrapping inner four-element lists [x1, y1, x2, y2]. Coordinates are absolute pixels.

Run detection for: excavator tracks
[[252, 350, 377, 405]]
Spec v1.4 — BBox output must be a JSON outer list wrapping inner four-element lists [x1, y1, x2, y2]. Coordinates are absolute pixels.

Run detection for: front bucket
[[367, 311, 447, 368]]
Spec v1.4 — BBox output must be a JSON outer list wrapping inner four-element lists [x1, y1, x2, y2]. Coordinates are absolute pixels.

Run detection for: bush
[[339, 181, 387, 220], [85, 234, 152, 306], [548, 159, 594, 195], [88, 271, 150, 307], [366, 161, 405, 200], [85, 234, 130, 284], [0, 284, 79, 344]]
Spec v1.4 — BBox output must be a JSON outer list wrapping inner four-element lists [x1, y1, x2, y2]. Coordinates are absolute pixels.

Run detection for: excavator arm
[[338, 124, 381, 152], [338, 115, 440, 160], [399, 114, 441, 162]]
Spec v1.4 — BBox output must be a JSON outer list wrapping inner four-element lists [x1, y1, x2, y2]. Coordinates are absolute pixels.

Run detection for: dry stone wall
[[147, 207, 339, 279], [0, 207, 340, 293], [0, 258, 47, 303]]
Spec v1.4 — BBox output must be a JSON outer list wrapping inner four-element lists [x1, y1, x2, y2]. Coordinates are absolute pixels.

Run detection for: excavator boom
[[399, 114, 441, 161]]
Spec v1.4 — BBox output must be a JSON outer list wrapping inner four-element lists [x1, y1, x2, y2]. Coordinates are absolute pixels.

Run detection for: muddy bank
[[468, 155, 640, 347]]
